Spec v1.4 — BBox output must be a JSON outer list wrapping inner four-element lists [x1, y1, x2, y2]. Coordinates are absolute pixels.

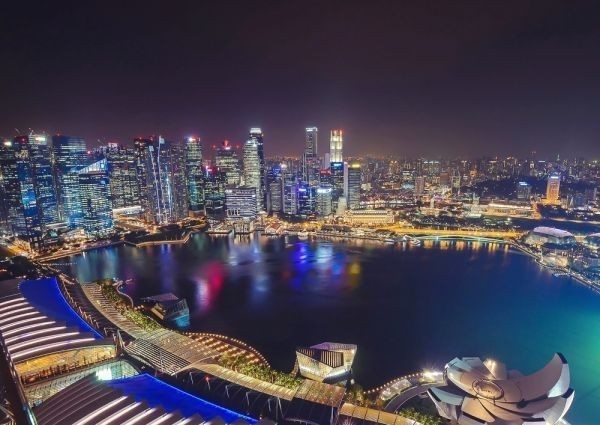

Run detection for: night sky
[[1, 1, 599, 157]]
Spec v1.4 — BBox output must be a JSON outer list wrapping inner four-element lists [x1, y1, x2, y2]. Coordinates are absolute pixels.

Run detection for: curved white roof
[[532, 227, 574, 238], [428, 354, 574, 425]]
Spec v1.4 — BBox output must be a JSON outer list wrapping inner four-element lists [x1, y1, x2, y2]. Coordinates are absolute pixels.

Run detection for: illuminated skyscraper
[[77, 158, 113, 237], [204, 167, 226, 219], [53, 135, 87, 227], [316, 186, 332, 218], [185, 137, 204, 214], [330, 162, 344, 211], [297, 183, 316, 218], [305, 127, 318, 156], [243, 129, 266, 210], [344, 162, 361, 210], [329, 129, 343, 163], [170, 141, 189, 220], [302, 127, 320, 185], [214, 140, 240, 186], [546, 174, 561, 204], [106, 144, 140, 209], [0, 135, 58, 248]]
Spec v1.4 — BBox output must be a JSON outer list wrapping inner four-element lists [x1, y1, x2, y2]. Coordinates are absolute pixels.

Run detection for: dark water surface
[[63, 234, 600, 424]]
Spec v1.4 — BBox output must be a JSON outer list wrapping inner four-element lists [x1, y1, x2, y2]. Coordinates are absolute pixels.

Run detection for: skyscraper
[[106, 144, 140, 209], [135, 136, 184, 224], [243, 129, 266, 210], [53, 135, 87, 227], [546, 174, 560, 204], [252, 128, 267, 210], [214, 140, 240, 186], [78, 158, 113, 237], [414, 176, 425, 196], [316, 187, 333, 218], [302, 127, 320, 185], [0, 135, 58, 248], [204, 167, 226, 219], [344, 162, 361, 210], [329, 130, 343, 163], [330, 161, 344, 211], [170, 141, 189, 221], [185, 137, 204, 214]]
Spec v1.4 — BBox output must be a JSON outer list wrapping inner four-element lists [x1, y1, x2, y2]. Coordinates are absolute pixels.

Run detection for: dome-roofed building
[[524, 227, 576, 248], [427, 354, 574, 425]]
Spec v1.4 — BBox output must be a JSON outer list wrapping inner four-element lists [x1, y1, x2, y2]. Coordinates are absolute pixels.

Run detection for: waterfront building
[[316, 186, 333, 218], [133, 136, 154, 217], [243, 129, 266, 211], [295, 342, 357, 383], [226, 186, 258, 220], [185, 137, 205, 214], [52, 135, 87, 227], [524, 226, 576, 247], [329, 129, 343, 163], [330, 162, 344, 211], [516, 181, 532, 200], [106, 144, 140, 209], [214, 140, 241, 186], [78, 158, 114, 236], [428, 354, 574, 425], [546, 173, 561, 204], [344, 162, 361, 210], [584, 233, 600, 250], [341, 209, 394, 225]]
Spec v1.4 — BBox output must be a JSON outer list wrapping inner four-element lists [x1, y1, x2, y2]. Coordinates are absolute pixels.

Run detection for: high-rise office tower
[[77, 158, 113, 237], [316, 186, 333, 218], [297, 183, 316, 218], [170, 142, 189, 221], [185, 137, 204, 214], [135, 136, 184, 224], [330, 161, 344, 211], [546, 174, 561, 204], [243, 129, 266, 210], [133, 137, 154, 217], [106, 144, 140, 209], [305, 127, 318, 156], [0, 135, 59, 249], [225, 186, 258, 221], [344, 162, 361, 210], [214, 140, 240, 186], [282, 175, 298, 216], [302, 127, 320, 185], [329, 129, 343, 163], [251, 128, 267, 210], [53, 135, 87, 227], [29, 134, 59, 226], [204, 167, 226, 219]]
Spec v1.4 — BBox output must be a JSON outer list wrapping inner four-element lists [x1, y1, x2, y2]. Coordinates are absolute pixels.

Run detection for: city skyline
[[2, 1, 600, 157]]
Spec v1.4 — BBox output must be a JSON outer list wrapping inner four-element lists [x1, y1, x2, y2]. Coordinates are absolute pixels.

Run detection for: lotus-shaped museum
[[427, 353, 574, 424]]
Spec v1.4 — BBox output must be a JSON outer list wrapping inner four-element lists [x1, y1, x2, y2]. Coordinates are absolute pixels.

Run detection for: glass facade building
[[78, 159, 113, 236], [53, 135, 87, 227]]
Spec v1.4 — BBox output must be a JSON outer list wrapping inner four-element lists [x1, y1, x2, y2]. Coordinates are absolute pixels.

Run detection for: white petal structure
[[427, 354, 574, 424]]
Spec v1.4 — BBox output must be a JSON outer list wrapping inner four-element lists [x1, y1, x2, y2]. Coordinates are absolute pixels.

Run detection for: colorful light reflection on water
[[64, 234, 600, 423]]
